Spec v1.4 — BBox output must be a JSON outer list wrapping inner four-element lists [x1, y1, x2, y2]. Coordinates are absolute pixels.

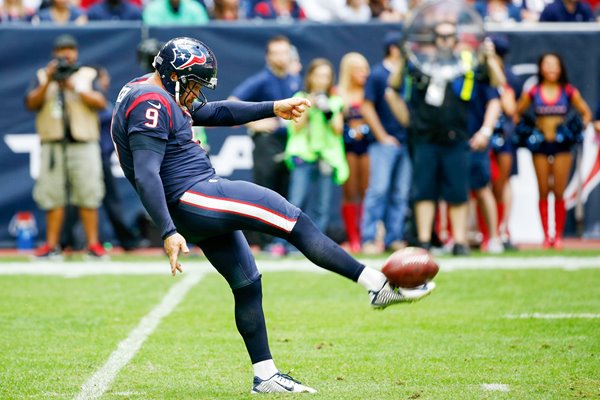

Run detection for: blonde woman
[[337, 52, 371, 253]]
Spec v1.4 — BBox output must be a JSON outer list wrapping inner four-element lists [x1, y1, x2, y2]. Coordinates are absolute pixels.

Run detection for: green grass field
[[1, 254, 599, 399]]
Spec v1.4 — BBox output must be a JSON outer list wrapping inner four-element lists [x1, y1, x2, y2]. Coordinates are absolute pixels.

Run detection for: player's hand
[[274, 98, 312, 123], [164, 232, 189, 276], [469, 131, 490, 150]]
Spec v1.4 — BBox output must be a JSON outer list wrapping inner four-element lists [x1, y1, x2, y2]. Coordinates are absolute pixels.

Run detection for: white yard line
[[75, 272, 204, 400], [506, 313, 600, 319], [0, 256, 598, 276], [481, 383, 510, 392]]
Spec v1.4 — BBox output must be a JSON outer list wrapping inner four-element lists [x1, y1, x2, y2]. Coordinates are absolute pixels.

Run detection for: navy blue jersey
[[111, 76, 215, 204]]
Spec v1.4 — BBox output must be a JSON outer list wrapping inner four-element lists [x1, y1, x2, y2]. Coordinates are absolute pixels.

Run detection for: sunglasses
[[435, 33, 457, 40]]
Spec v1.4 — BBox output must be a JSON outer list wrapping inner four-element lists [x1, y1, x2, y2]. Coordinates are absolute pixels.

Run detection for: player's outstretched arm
[[191, 98, 311, 127], [191, 100, 275, 126]]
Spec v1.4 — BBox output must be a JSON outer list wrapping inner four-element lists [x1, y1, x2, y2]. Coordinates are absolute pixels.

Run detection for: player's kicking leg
[[286, 212, 435, 309], [174, 178, 435, 310]]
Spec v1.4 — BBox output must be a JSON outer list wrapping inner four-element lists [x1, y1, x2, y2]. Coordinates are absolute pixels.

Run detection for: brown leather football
[[381, 247, 439, 288]]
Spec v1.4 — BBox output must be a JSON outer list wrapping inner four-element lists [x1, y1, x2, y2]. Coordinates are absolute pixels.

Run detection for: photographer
[[25, 35, 106, 259], [396, 21, 500, 256], [285, 58, 347, 234]]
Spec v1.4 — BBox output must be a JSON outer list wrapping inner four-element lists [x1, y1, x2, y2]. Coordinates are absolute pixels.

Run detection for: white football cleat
[[369, 280, 436, 309], [251, 372, 317, 394]]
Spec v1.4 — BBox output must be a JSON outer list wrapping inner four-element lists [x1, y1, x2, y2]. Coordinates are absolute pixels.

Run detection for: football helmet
[[153, 37, 218, 110]]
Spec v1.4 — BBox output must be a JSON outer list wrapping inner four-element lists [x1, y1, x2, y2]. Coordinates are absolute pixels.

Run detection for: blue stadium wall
[[1, 23, 599, 246]]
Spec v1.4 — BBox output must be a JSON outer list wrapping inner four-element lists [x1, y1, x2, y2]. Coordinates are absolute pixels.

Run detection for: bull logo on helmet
[[171, 44, 207, 70]]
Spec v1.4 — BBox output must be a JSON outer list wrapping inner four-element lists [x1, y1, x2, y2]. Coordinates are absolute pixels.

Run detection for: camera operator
[[285, 58, 347, 235], [391, 21, 500, 256], [25, 34, 107, 259]]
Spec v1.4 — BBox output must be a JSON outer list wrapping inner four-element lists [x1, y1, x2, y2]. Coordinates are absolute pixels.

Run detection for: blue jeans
[[287, 159, 334, 232], [361, 143, 412, 246]]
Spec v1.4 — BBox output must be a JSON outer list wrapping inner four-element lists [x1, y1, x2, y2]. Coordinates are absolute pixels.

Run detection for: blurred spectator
[[466, 40, 503, 253], [136, 37, 163, 73], [143, 0, 209, 25], [515, 52, 592, 248], [36, 0, 87, 24], [212, 0, 240, 19], [487, 35, 520, 250], [297, 0, 371, 22], [288, 44, 302, 76], [338, 0, 372, 21], [400, 22, 496, 256], [337, 52, 371, 253], [595, 4, 600, 20], [1, 0, 36, 22], [285, 59, 347, 233], [86, 0, 142, 20], [79, 0, 141, 10], [517, 0, 553, 21], [369, 0, 405, 21], [539, 0, 594, 21], [25, 35, 106, 259], [96, 67, 145, 250], [474, 0, 521, 22], [296, 0, 336, 21], [252, 0, 305, 20], [361, 31, 411, 254], [229, 35, 301, 254]]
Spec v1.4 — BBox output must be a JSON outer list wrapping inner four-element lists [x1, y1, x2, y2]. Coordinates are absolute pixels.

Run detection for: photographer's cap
[[53, 34, 78, 50]]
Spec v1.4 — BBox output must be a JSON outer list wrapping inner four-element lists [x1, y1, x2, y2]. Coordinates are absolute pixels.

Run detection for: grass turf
[[1, 261, 598, 399]]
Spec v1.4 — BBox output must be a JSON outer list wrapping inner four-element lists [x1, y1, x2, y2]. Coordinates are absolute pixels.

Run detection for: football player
[[111, 37, 435, 394]]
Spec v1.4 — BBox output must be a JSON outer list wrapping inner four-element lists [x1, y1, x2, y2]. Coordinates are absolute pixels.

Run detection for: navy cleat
[[251, 372, 317, 394], [369, 280, 436, 309]]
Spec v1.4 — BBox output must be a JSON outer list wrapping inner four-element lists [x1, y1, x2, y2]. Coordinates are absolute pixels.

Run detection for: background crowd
[[1, 0, 600, 24], [6, 0, 600, 258]]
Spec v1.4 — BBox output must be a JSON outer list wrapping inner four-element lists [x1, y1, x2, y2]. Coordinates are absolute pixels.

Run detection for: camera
[[53, 57, 79, 81], [313, 92, 333, 120]]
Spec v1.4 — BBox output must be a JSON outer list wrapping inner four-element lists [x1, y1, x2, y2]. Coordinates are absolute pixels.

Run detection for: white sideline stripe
[[481, 383, 510, 392], [75, 272, 204, 400], [181, 191, 297, 232], [0, 256, 599, 276], [506, 313, 600, 319], [436, 256, 600, 271]]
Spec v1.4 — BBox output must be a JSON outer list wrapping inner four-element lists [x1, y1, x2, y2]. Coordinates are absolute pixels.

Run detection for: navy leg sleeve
[[232, 278, 272, 364], [198, 232, 271, 364], [288, 213, 365, 281]]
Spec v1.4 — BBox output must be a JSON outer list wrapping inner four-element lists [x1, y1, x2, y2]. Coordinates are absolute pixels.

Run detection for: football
[[381, 247, 439, 288]]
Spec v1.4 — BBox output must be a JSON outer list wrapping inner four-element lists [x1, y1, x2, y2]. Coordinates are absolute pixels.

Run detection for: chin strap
[[175, 80, 181, 106]]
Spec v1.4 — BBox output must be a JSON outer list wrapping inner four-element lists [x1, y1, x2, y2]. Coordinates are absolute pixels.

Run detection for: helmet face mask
[[177, 77, 208, 111], [153, 37, 218, 110]]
